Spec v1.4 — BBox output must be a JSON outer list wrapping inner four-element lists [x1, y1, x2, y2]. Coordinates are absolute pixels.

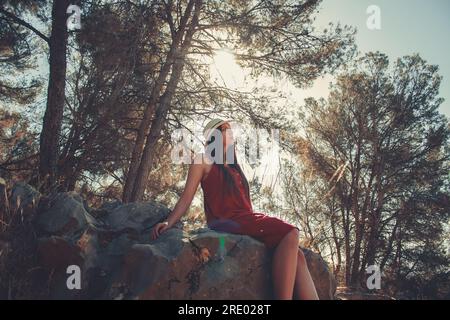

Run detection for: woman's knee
[[297, 248, 307, 266], [290, 227, 300, 239], [283, 228, 299, 246]]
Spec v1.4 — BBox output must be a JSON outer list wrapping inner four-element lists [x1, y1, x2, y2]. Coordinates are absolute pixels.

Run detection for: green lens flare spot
[[219, 236, 225, 249], [218, 235, 226, 261]]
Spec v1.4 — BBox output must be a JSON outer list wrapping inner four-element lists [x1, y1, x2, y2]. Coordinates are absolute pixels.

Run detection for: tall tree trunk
[[122, 0, 197, 203], [349, 132, 363, 288], [350, 221, 363, 288], [331, 207, 342, 277], [129, 0, 202, 202], [342, 205, 352, 287], [380, 216, 399, 271], [38, 0, 70, 192]]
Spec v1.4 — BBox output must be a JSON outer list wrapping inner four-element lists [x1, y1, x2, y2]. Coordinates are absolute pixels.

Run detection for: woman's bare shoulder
[[193, 153, 213, 166]]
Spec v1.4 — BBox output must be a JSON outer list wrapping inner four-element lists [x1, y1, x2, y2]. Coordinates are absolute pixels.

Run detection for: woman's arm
[[164, 155, 204, 228]]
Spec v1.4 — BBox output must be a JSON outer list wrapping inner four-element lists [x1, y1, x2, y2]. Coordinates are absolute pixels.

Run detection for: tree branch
[[0, 8, 50, 44]]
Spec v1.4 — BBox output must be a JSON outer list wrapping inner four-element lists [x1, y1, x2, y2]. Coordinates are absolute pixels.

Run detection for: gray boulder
[[10, 181, 41, 216], [103, 201, 172, 231], [109, 229, 272, 300], [35, 192, 96, 239], [303, 248, 336, 300]]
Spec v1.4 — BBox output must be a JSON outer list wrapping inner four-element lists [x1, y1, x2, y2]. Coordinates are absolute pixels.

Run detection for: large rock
[[35, 192, 97, 240], [303, 248, 336, 300], [30, 188, 336, 300], [10, 181, 41, 216], [102, 201, 172, 231], [109, 229, 272, 300]]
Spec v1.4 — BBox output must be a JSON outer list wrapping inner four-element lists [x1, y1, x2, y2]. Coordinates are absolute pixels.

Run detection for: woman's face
[[219, 122, 234, 150]]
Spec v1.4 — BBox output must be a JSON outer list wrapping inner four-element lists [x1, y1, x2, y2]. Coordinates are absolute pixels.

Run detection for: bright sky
[[314, 0, 450, 118], [212, 0, 450, 117]]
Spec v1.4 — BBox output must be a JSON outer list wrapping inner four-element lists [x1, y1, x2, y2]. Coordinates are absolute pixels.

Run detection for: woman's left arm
[[165, 155, 204, 228]]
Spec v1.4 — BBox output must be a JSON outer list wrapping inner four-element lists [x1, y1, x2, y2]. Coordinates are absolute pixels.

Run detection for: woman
[[151, 118, 319, 300]]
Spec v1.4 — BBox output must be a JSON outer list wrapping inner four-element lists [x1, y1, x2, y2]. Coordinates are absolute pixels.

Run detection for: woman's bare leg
[[272, 228, 300, 299], [293, 248, 319, 300]]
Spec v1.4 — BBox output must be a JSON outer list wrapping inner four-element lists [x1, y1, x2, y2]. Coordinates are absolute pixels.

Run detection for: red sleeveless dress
[[200, 163, 299, 250]]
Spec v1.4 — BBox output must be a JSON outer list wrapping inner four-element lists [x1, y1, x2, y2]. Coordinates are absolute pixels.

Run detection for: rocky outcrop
[[111, 229, 273, 300], [10, 181, 41, 215], [9, 182, 337, 300], [303, 248, 336, 300]]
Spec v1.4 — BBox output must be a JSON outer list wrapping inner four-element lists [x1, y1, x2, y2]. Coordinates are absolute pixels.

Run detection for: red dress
[[200, 163, 299, 250]]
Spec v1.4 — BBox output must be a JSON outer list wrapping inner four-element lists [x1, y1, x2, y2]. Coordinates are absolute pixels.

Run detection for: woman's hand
[[151, 221, 170, 240]]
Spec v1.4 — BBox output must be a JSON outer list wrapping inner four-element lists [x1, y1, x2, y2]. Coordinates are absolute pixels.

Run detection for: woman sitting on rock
[[151, 118, 319, 300]]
